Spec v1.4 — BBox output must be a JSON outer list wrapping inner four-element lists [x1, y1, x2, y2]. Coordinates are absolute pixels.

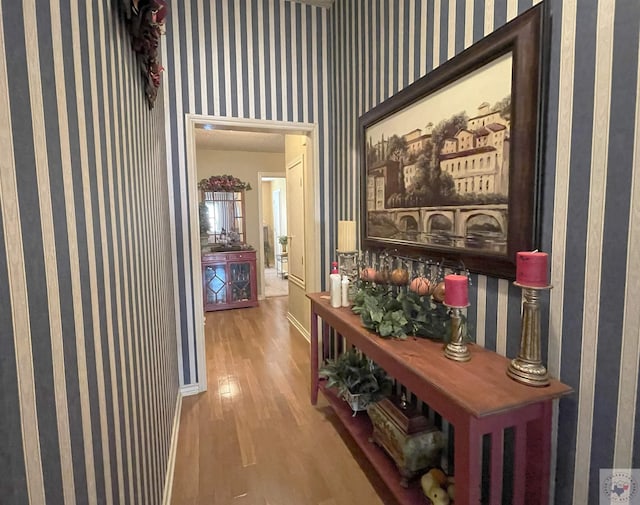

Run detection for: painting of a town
[[364, 53, 513, 258], [360, 6, 544, 278]]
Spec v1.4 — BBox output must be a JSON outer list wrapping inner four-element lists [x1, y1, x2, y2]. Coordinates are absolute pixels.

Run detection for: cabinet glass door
[[204, 264, 227, 305], [229, 262, 252, 302]]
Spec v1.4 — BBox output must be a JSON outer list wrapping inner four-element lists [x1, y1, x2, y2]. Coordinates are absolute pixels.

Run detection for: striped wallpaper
[[163, 0, 332, 386], [330, 0, 640, 504], [0, 2, 179, 505]]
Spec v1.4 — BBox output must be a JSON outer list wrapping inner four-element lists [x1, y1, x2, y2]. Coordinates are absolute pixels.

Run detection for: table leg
[[490, 428, 504, 505], [322, 320, 330, 361], [525, 400, 552, 505], [513, 422, 527, 505], [455, 417, 482, 505], [311, 308, 319, 405]]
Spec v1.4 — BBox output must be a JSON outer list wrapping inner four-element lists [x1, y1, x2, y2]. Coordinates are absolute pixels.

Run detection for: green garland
[[351, 281, 467, 340]]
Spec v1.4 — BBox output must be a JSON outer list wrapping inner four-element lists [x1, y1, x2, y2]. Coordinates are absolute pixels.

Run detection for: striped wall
[[163, 0, 332, 385], [165, 1, 639, 502], [330, 1, 640, 504], [0, 2, 179, 505]]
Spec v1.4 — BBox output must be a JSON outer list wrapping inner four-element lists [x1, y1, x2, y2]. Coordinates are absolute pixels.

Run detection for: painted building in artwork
[[367, 160, 403, 210], [403, 122, 433, 159], [440, 103, 510, 196]]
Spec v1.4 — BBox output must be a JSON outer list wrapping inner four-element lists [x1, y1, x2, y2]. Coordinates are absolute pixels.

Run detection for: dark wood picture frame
[[359, 5, 545, 279]]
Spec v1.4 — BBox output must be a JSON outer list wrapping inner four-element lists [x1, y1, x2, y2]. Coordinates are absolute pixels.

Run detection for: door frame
[[184, 114, 320, 395]]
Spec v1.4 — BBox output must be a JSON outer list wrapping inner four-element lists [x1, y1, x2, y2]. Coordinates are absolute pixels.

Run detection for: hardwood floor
[[171, 297, 397, 505]]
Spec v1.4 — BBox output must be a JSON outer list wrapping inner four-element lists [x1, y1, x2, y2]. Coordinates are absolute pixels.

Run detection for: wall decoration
[[359, 5, 544, 279], [119, 0, 168, 109]]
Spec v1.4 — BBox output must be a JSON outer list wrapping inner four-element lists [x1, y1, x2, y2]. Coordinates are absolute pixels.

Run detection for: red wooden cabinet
[[202, 250, 258, 311], [307, 293, 572, 505]]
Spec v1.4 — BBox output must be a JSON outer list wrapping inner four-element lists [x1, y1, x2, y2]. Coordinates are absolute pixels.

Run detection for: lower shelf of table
[[319, 382, 428, 505]]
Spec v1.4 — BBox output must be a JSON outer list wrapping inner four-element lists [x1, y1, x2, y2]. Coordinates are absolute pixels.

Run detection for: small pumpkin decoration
[[375, 268, 390, 284], [390, 268, 409, 286], [361, 267, 378, 282], [409, 276, 431, 295], [432, 281, 446, 302]]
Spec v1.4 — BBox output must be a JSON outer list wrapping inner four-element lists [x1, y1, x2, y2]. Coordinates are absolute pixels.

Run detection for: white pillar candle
[[337, 220, 357, 252]]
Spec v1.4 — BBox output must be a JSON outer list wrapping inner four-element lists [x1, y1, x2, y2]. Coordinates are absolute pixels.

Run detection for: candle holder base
[[507, 282, 552, 387], [506, 358, 549, 387], [443, 304, 471, 362], [444, 342, 471, 362]]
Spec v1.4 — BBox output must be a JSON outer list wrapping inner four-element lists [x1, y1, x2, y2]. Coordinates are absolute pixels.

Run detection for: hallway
[[170, 297, 394, 505]]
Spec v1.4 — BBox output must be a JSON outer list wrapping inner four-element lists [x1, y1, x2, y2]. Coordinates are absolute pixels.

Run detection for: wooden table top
[[308, 292, 573, 419]]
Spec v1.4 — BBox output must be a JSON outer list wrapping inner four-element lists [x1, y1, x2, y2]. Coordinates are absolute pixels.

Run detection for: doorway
[[260, 174, 288, 298], [184, 115, 321, 394]]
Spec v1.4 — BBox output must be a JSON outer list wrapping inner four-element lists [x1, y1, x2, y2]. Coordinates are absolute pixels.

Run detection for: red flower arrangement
[[198, 175, 252, 192]]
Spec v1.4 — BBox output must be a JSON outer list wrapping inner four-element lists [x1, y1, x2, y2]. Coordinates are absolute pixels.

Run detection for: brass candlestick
[[507, 282, 551, 387], [443, 304, 471, 362]]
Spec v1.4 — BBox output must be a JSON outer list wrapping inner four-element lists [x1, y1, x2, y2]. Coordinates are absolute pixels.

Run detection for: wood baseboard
[[287, 312, 310, 342], [162, 391, 183, 505]]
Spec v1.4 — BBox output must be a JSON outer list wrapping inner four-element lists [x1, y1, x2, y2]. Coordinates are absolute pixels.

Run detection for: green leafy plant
[[319, 349, 392, 400], [199, 202, 210, 236], [278, 236, 288, 246], [351, 281, 466, 340]]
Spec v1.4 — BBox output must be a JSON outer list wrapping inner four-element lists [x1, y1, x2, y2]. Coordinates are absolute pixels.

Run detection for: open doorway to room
[[259, 174, 288, 297], [184, 115, 320, 394]]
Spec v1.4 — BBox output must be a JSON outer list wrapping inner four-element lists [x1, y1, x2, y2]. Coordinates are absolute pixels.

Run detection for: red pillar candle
[[444, 274, 469, 307], [516, 251, 549, 287]]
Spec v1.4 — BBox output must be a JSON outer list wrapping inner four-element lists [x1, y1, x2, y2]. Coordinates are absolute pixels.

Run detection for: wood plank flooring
[[171, 297, 397, 505]]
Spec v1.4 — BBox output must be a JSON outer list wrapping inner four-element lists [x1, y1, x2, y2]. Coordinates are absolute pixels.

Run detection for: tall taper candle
[[337, 220, 356, 252]]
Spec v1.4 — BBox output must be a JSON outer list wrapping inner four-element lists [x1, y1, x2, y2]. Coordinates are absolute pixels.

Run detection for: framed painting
[[359, 5, 545, 279]]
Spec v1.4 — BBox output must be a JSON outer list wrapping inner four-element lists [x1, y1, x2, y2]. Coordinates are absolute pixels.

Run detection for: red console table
[[307, 293, 572, 505]]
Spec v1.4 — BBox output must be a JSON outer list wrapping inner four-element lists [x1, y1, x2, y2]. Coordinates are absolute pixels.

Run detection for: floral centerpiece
[[198, 175, 252, 192]]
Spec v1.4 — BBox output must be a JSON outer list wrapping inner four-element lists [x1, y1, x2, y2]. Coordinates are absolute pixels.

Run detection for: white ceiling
[[194, 128, 286, 153]]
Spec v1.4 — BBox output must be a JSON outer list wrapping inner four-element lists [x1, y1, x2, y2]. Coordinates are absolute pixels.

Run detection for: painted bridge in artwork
[[370, 204, 508, 239]]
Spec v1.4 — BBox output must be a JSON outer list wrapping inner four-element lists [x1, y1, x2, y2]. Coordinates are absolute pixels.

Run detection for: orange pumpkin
[[432, 281, 446, 302], [409, 277, 431, 295], [361, 267, 378, 282], [375, 269, 390, 284]]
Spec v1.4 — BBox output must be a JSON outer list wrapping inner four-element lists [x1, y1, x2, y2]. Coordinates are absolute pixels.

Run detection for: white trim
[[287, 312, 310, 342], [180, 384, 202, 397], [184, 114, 321, 394], [184, 117, 207, 394], [161, 392, 182, 505]]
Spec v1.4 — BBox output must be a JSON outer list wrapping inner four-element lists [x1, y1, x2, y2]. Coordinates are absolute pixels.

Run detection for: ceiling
[[194, 127, 286, 153]]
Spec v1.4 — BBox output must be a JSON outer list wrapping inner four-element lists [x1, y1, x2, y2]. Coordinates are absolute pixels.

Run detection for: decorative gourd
[[375, 268, 389, 284], [390, 268, 409, 286], [427, 487, 450, 505], [361, 267, 378, 282], [420, 473, 438, 496], [409, 276, 431, 296], [432, 282, 446, 303]]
